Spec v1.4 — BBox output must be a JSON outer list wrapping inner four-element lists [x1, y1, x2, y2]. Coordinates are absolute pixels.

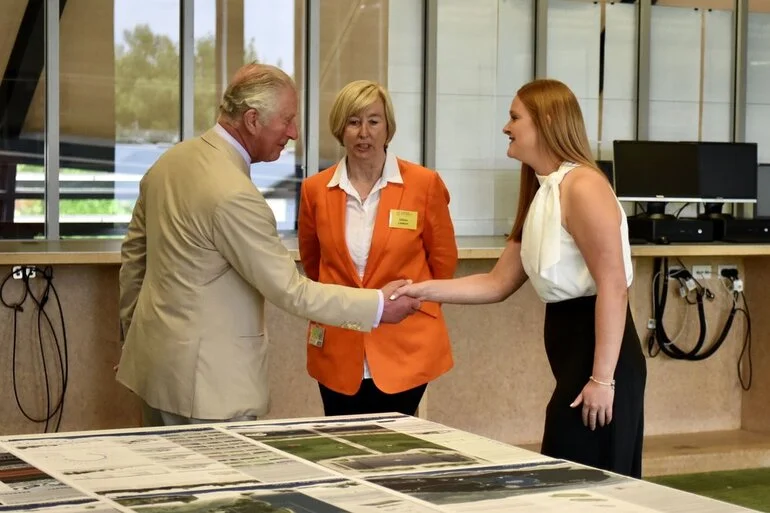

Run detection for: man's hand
[[380, 279, 421, 324]]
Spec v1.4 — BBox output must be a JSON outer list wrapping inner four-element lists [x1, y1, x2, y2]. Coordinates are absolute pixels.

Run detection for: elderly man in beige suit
[[116, 63, 420, 426]]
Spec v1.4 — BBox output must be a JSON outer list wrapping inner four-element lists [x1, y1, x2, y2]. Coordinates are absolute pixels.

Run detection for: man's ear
[[243, 109, 260, 134]]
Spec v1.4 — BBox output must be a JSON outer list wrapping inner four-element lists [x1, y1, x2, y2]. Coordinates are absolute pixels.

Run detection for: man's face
[[245, 87, 299, 163]]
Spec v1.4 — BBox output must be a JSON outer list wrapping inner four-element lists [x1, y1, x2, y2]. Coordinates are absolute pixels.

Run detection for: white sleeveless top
[[520, 162, 633, 303]]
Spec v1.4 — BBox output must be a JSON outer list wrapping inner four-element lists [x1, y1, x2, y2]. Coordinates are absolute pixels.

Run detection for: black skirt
[[541, 295, 647, 478]]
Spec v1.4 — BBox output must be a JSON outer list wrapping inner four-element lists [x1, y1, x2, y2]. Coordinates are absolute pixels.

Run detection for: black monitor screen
[[757, 164, 770, 218], [595, 160, 614, 187], [612, 141, 699, 200], [696, 142, 757, 200]]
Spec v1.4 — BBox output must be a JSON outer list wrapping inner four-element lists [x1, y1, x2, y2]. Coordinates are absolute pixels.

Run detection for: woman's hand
[[570, 378, 614, 430], [388, 281, 429, 301]]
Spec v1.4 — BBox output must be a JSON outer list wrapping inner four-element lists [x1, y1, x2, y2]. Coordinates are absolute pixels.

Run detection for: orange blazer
[[298, 157, 458, 395]]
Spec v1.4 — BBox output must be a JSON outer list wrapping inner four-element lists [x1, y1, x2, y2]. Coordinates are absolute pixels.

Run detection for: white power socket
[[11, 266, 36, 280], [691, 265, 712, 280]]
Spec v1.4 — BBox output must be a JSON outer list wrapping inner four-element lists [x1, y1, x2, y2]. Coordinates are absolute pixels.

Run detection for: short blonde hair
[[219, 63, 295, 122], [329, 80, 396, 145]]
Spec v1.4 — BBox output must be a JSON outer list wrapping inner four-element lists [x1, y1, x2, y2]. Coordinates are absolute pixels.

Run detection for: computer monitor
[[757, 164, 770, 218], [613, 140, 758, 204], [613, 141, 701, 202], [695, 142, 757, 202], [595, 160, 614, 187]]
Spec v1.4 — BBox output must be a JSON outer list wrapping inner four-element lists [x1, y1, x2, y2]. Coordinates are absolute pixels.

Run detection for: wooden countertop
[[2, 238, 770, 265]]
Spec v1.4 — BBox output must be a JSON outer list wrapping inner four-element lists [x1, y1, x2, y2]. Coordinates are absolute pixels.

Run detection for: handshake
[[379, 279, 424, 324]]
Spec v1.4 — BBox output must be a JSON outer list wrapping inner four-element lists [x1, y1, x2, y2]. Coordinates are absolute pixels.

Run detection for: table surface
[[0, 413, 756, 512], [2, 237, 770, 265]]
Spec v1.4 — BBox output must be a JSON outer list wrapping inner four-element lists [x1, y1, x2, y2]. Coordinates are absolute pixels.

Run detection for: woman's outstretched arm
[[391, 238, 528, 304]]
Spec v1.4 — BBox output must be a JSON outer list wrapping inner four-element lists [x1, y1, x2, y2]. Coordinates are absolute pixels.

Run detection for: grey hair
[[218, 63, 295, 122]]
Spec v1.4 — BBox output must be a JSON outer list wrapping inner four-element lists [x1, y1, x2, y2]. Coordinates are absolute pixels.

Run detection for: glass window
[[51, 1, 299, 237], [244, 0, 299, 232], [45, 0, 181, 238], [0, 1, 46, 239], [747, 0, 770, 163], [649, 1, 734, 142], [435, 0, 534, 235], [318, 0, 423, 171], [547, 0, 637, 160], [194, 0, 299, 232]]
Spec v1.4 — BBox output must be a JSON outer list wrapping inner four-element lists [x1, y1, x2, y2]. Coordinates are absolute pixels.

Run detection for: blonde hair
[[218, 63, 295, 122], [509, 79, 601, 242], [329, 80, 396, 145]]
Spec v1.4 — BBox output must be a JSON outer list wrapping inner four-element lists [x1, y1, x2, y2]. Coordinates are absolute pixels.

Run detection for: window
[[435, 0, 534, 235], [747, 0, 770, 163], [649, 1, 734, 142], [0, 0, 47, 239], [547, 0, 638, 160], [317, 0, 423, 171]]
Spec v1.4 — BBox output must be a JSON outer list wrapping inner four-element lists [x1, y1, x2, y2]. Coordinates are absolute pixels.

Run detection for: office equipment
[[613, 141, 758, 243], [756, 164, 770, 218]]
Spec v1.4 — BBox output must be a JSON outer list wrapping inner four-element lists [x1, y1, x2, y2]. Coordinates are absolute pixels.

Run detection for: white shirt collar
[[327, 151, 403, 189], [213, 123, 251, 167]]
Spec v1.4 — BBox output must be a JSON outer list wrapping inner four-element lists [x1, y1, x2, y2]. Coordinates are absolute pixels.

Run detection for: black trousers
[[319, 379, 427, 416], [541, 295, 647, 479]]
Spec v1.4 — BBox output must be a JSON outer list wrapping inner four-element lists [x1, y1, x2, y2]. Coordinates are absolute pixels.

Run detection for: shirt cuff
[[373, 290, 384, 328]]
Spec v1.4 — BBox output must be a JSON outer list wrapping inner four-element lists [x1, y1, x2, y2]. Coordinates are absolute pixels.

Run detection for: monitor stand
[[698, 202, 733, 221], [642, 201, 675, 220]]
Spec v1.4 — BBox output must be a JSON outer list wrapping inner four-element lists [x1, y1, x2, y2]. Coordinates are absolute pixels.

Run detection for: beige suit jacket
[[116, 129, 379, 420]]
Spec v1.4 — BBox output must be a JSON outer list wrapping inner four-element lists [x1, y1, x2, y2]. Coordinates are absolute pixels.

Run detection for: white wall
[[433, 0, 533, 236], [747, 12, 770, 163]]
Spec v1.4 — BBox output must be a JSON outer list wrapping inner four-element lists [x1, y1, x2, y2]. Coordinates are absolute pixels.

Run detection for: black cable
[[1, 266, 68, 432], [650, 257, 735, 361], [674, 203, 691, 218], [735, 292, 752, 391]]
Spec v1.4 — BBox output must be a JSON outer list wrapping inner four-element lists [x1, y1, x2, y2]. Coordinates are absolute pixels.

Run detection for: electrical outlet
[[692, 265, 712, 280], [718, 264, 738, 278], [667, 265, 683, 278], [11, 265, 36, 280]]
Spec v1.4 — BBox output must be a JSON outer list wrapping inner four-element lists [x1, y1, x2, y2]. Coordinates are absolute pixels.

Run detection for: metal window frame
[[181, 0, 195, 141], [535, 0, 548, 78], [636, 0, 652, 141], [37, 0, 757, 238], [304, 0, 320, 178], [44, 0, 60, 239], [422, 0, 437, 169], [734, 0, 748, 144]]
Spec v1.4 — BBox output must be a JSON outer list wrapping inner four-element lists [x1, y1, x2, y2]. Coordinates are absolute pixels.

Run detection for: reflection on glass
[[196, 0, 299, 232], [35, 0, 181, 238], [547, 0, 637, 160], [244, 0, 299, 232], [649, 2, 734, 142], [0, 1, 46, 239], [747, 0, 770, 163], [319, 0, 390, 168]]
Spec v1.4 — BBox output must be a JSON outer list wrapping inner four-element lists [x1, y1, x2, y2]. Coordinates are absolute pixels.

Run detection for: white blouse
[[520, 162, 633, 303]]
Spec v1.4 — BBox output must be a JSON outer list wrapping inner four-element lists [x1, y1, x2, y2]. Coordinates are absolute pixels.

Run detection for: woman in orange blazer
[[298, 80, 458, 416]]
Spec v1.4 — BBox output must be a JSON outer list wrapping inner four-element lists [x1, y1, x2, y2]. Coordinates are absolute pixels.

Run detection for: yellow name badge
[[389, 209, 418, 230], [308, 324, 325, 348]]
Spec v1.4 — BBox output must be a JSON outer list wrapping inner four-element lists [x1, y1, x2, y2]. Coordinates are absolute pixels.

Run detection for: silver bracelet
[[589, 376, 616, 390]]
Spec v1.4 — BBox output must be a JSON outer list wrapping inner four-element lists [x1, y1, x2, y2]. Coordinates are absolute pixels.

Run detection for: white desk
[[0, 414, 757, 512]]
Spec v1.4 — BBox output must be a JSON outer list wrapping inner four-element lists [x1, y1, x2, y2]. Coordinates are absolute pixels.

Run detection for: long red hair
[[508, 79, 600, 242]]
